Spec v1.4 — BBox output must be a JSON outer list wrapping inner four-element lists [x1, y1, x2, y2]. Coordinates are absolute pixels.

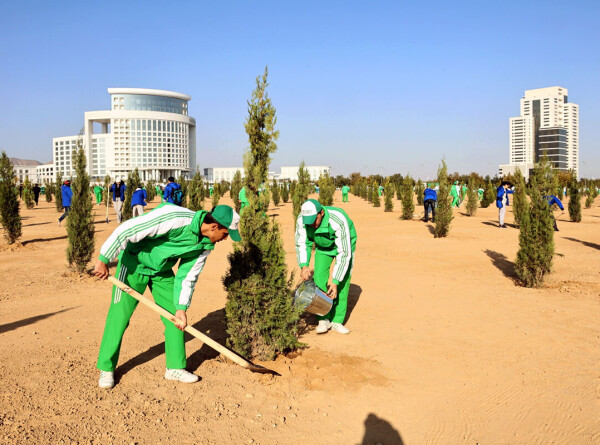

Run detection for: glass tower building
[[53, 88, 196, 182]]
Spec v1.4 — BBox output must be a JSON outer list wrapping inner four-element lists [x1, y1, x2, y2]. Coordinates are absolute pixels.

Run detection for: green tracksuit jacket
[[98, 203, 215, 311], [295, 206, 357, 286]]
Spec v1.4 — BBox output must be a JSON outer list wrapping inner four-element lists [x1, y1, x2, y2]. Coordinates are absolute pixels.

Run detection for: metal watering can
[[293, 279, 333, 316]]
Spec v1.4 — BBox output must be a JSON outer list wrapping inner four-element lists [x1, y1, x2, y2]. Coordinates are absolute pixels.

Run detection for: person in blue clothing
[[57, 180, 73, 226], [544, 194, 565, 231], [131, 185, 147, 217], [163, 177, 182, 204], [110, 179, 126, 223], [423, 184, 437, 222], [496, 181, 514, 228]]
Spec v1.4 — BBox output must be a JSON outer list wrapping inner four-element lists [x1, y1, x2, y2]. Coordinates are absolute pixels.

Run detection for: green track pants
[[451, 196, 460, 207], [97, 252, 186, 372], [342, 193, 349, 203], [94, 192, 102, 205], [313, 249, 353, 324]]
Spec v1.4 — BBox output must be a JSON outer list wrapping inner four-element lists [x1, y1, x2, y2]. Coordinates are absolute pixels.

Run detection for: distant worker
[[57, 180, 73, 226], [450, 181, 461, 208], [131, 185, 148, 217], [496, 181, 514, 228], [32, 183, 41, 206], [239, 186, 249, 211], [544, 194, 565, 231], [93, 184, 103, 205], [423, 184, 437, 223], [295, 199, 357, 335], [341, 185, 350, 203], [163, 177, 183, 205], [378, 185, 384, 197], [110, 179, 126, 223], [477, 187, 484, 202]]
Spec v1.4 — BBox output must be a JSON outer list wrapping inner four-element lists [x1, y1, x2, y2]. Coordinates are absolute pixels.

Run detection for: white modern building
[[280, 166, 331, 182], [203, 165, 331, 183], [11, 158, 42, 183], [54, 88, 196, 182], [500, 86, 579, 179]]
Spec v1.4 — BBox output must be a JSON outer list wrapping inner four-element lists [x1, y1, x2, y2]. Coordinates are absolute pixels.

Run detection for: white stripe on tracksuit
[[114, 265, 128, 304], [177, 250, 211, 308], [327, 209, 353, 283]]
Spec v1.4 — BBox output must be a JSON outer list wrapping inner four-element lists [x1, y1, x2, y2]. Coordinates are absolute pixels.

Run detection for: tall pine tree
[[0, 152, 21, 244], [66, 139, 95, 272], [230, 170, 243, 212], [515, 157, 555, 287], [434, 159, 453, 237], [400, 175, 414, 219], [224, 67, 302, 360], [512, 168, 527, 226], [188, 169, 205, 211]]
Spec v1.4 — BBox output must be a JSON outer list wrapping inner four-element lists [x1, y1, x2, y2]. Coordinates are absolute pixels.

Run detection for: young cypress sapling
[[271, 178, 280, 206], [567, 173, 581, 222], [55, 172, 63, 212], [465, 178, 479, 216], [434, 159, 453, 237], [66, 140, 95, 272], [0, 151, 21, 244], [400, 175, 414, 219], [384, 179, 394, 212]]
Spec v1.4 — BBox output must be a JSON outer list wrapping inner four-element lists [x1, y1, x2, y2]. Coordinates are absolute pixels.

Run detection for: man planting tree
[[92, 203, 241, 389], [295, 199, 357, 335]]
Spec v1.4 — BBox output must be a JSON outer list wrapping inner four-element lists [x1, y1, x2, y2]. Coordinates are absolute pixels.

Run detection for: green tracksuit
[[341, 185, 350, 203], [93, 186, 103, 205], [239, 186, 249, 210], [295, 207, 357, 324], [450, 184, 460, 207], [96, 203, 215, 372]]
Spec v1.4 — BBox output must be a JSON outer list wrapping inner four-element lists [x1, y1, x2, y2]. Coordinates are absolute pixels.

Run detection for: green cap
[[300, 199, 323, 225], [210, 205, 241, 241]]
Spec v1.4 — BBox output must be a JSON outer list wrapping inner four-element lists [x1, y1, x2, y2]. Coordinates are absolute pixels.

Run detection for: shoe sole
[[98, 382, 114, 389], [164, 375, 199, 383]]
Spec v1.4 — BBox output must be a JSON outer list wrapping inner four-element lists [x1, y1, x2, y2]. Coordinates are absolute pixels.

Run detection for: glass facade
[[111, 94, 188, 115], [539, 127, 568, 170]]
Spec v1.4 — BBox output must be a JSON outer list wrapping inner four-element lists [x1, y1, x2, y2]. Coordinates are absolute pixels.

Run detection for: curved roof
[[107, 88, 191, 101]]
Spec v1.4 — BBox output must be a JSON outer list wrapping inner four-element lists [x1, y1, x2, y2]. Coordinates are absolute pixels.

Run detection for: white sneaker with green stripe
[[164, 368, 199, 383], [98, 370, 114, 389]]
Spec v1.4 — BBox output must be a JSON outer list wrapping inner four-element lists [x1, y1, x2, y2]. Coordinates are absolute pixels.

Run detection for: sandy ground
[[1, 190, 599, 445]]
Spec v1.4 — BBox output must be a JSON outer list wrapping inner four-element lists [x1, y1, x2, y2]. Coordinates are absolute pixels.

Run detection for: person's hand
[[93, 260, 109, 280], [175, 310, 187, 331], [327, 283, 338, 299], [300, 267, 311, 281]]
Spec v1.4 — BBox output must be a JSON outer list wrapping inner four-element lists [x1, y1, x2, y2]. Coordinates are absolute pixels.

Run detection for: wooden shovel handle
[[107, 276, 257, 371]]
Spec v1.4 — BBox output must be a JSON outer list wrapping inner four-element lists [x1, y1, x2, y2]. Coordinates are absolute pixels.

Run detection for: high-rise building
[[53, 88, 196, 182], [500, 86, 579, 179]]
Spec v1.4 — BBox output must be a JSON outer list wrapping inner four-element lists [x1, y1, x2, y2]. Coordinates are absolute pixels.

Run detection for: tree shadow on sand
[[22, 235, 68, 246], [114, 308, 227, 381], [0, 307, 77, 334], [562, 236, 600, 251], [484, 249, 518, 282], [359, 413, 404, 445]]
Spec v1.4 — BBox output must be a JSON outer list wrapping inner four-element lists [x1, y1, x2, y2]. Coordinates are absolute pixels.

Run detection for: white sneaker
[[98, 370, 114, 389], [315, 319, 332, 334], [330, 322, 350, 335], [164, 368, 199, 383]]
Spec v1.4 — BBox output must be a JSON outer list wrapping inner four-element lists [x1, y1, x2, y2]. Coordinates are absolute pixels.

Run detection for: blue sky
[[1, 0, 598, 178]]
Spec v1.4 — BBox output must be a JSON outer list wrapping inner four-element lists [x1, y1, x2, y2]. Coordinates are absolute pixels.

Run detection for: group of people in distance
[[89, 182, 356, 389]]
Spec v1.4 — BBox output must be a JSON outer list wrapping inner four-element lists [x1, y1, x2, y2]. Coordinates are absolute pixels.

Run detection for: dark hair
[[168, 176, 175, 182], [204, 212, 227, 230]]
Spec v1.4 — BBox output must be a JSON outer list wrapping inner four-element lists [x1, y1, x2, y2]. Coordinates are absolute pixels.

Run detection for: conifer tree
[[512, 168, 527, 225], [230, 170, 243, 212], [0, 152, 21, 244], [400, 175, 414, 219], [481, 180, 495, 208], [177, 173, 188, 207], [585, 182, 594, 208], [515, 158, 555, 287], [22, 176, 35, 209], [465, 178, 479, 216], [211, 182, 220, 207], [45, 183, 53, 203], [362, 182, 368, 200], [395, 181, 402, 200], [318, 172, 335, 206], [281, 182, 289, 203], [224, 67, 302, 360], [568, 173, 581, 222], [55, 172, 63, 212], [372, 181, 381, 207], [292, 162, 310, 221], [66, 140, 95, 273], [384, 179, 394, 212], [434, 159, 453, 237], [289, 180, 296, 203], [415, 179, 425, 205], [122, 168, 141, 222], [271, 179, 280, 206], [188, 169, 205, 211]]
